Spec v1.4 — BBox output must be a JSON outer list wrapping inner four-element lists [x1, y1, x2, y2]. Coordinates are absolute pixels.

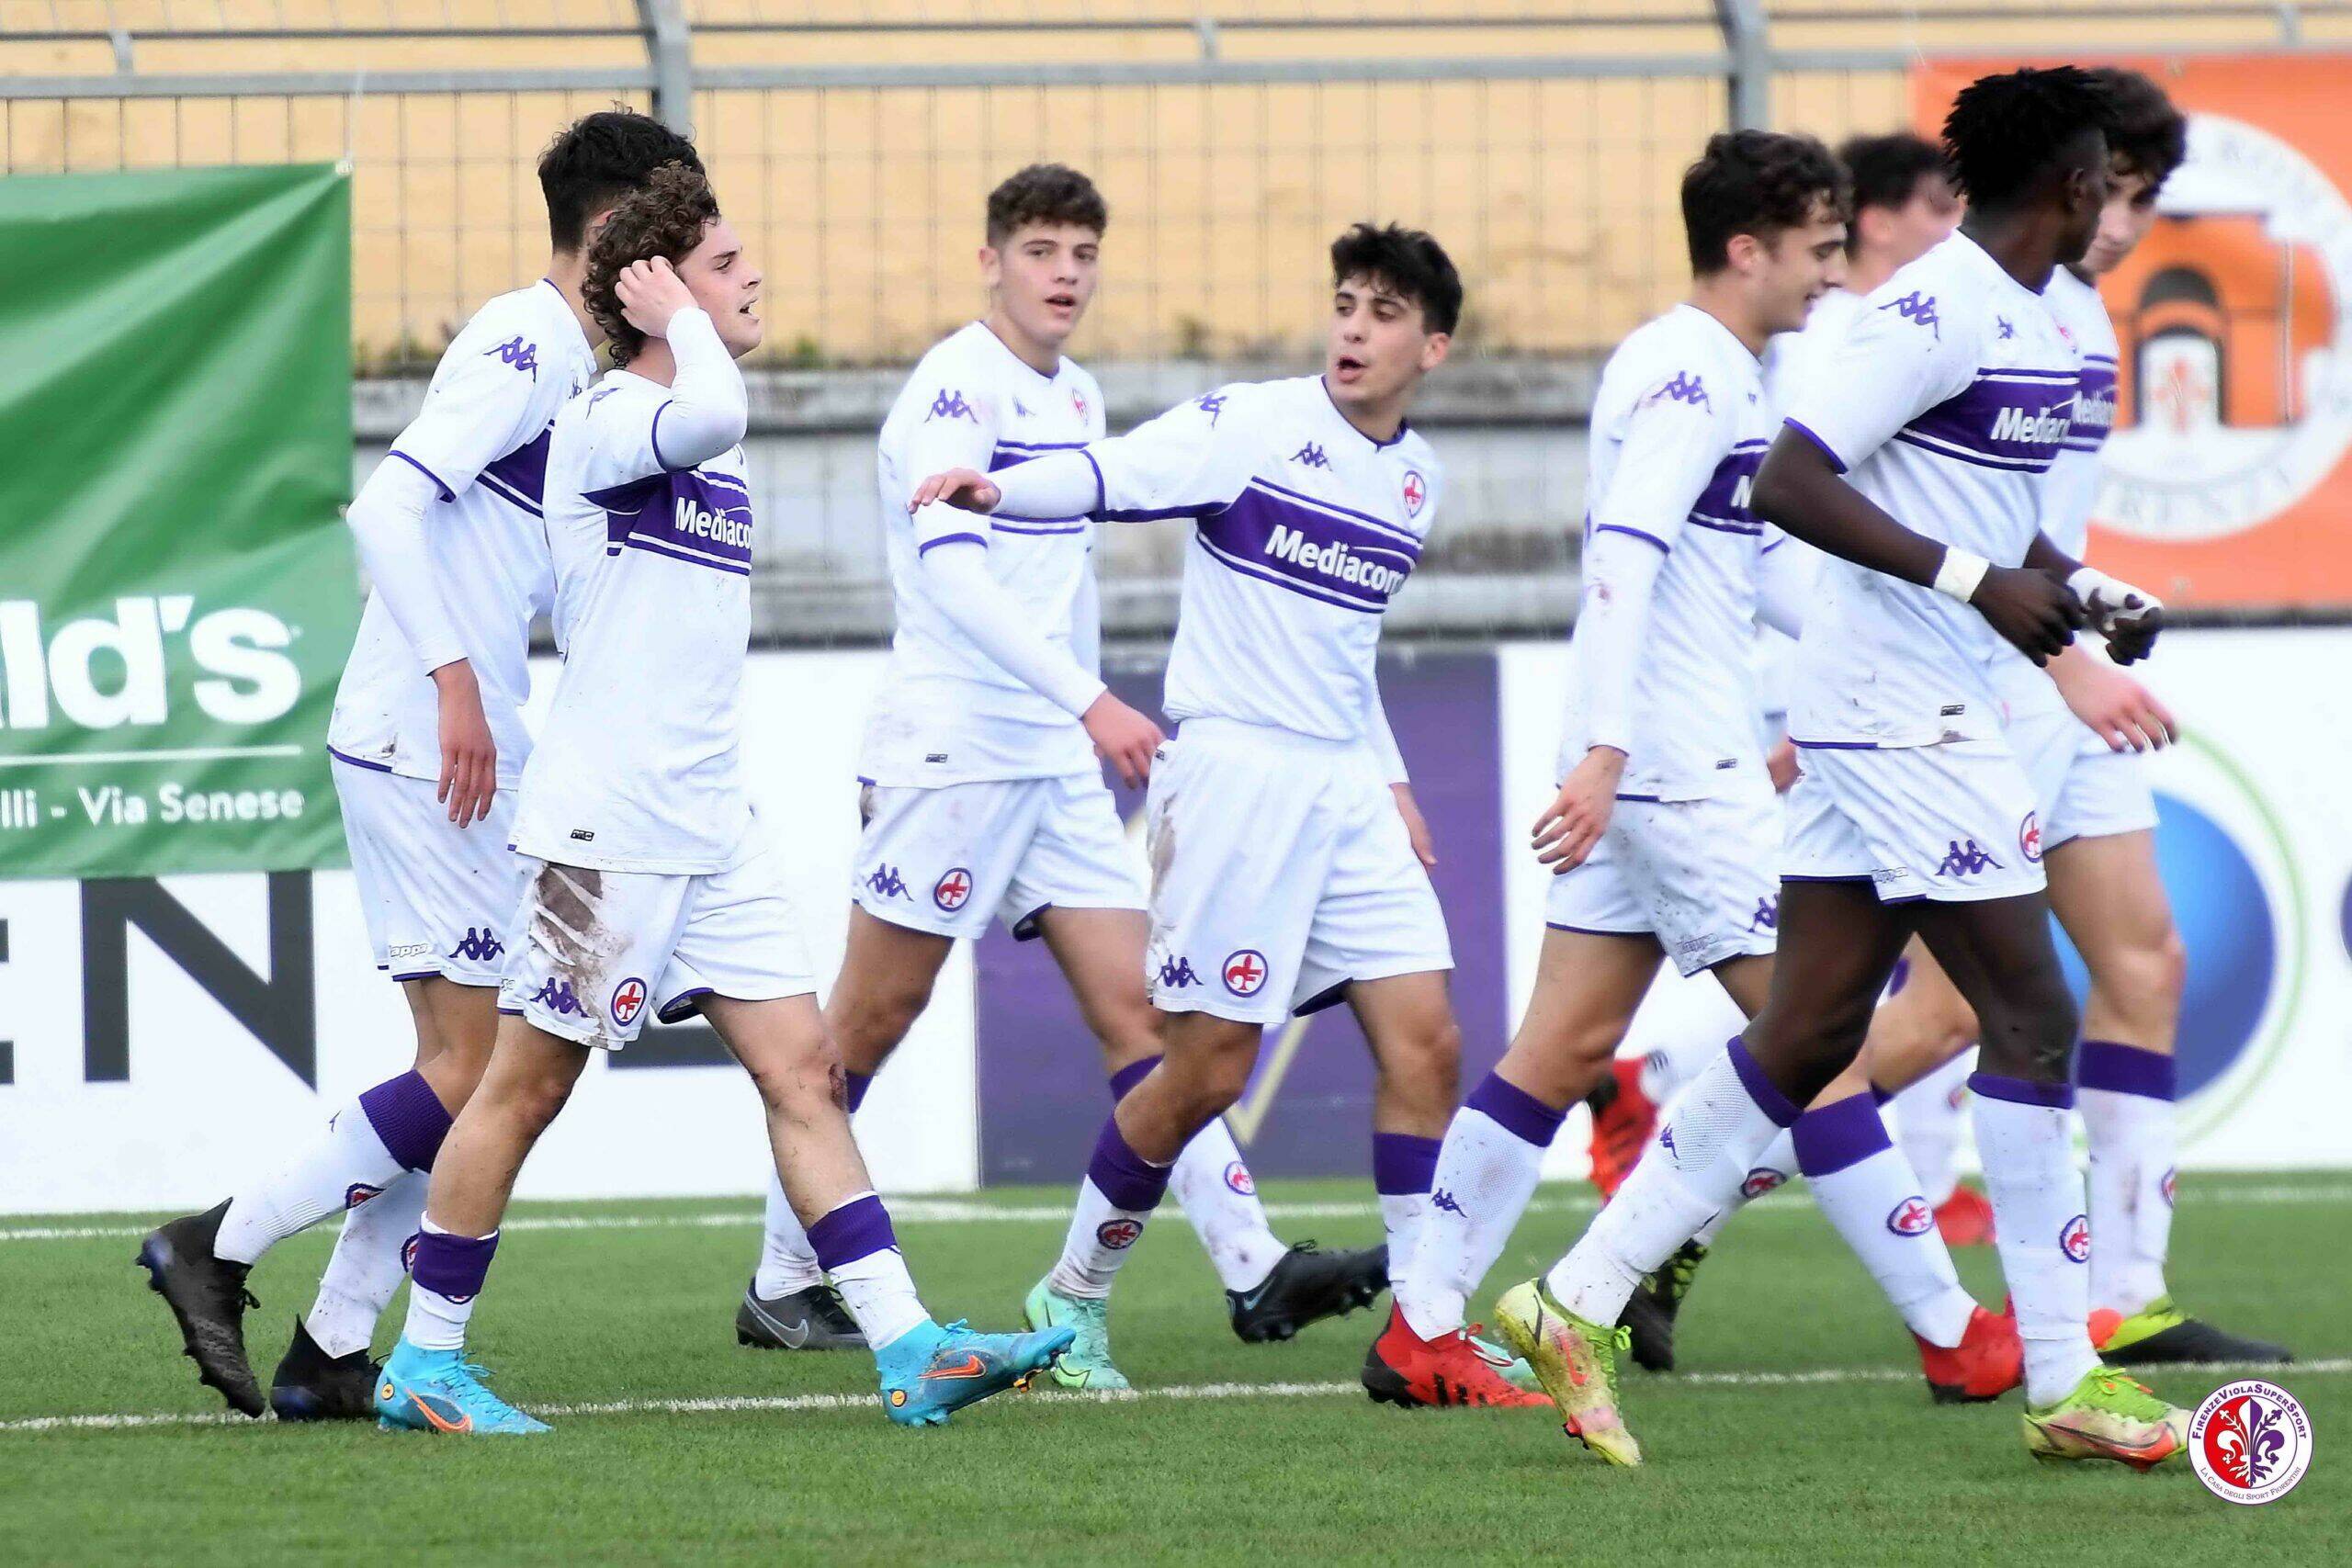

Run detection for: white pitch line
[[6, 1361, 2346, 1437], [9, 1184, 2348, 1245]]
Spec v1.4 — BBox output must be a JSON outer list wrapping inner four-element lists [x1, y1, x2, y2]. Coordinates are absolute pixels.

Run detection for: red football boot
[[1586, 1058, 1656, 1201], [1917, 1303, 2023, 1404], [1932, 1185, 1996, 1247], [1362, 1305, 1549, 1409]]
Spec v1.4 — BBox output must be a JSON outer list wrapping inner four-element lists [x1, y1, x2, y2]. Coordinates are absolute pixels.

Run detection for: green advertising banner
[[0, 164, 357, 879]]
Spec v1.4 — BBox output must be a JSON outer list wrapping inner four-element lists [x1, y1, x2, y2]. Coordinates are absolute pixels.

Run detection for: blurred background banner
[[1913, 54, 2352, 611], [0, 164, 356, 879]]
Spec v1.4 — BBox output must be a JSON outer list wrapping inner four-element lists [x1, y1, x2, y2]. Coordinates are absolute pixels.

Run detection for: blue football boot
[[876, 1319, 1075, 1427], [373, 1339, 550, 1436]]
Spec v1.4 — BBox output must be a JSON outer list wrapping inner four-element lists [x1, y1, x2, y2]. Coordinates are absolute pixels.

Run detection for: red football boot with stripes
[[1362, 1305, 1549, 1409]]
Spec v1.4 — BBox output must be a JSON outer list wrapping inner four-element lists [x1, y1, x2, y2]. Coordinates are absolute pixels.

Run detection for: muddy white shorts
[[1999, 669, 2160, 852], [849, 773, 1144, 942], [1544, 777, 1781, 976], [497, 833, 815, 1049], [1142, 716, 1453, 1025], [1783, 736, 2046, 904], [333, 751, 526, 987]]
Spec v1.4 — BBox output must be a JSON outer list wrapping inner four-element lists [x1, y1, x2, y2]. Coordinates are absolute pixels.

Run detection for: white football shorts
[[1999, 664, 2161, 852], [333, 751, 526, 987], [849, 773, 1144, 942], [1544, 776, 1781, 976], [1142, 716, 1453, 1025], [498, 831, 815, 1050], [1783, 736, 2047, 904]]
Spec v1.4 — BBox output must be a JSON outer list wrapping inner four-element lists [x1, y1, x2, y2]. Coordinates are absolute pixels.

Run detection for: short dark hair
[[1329, 221, 1463, 336], [1680, 130, 1849, 275], [2089, 67, 2188, 193], [1940, 66, 2113, 210], [1838, 130, 1947, 254], [538, 108, 704, 253], [582, 163, 720, 367], [985, 164, 1109, 248]]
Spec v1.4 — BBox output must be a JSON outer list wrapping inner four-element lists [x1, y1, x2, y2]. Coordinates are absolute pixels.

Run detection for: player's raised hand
[[1392, 783, 1439, 869], [1083, 691, 1162, 788], [430, 659, 498, 827], [1971, 565, 2085, 665], [1532, 746, 1625, 874], [2052, 653, 2178, 753], [908, 468, 1002, 514], [615, 256, 698, 340]]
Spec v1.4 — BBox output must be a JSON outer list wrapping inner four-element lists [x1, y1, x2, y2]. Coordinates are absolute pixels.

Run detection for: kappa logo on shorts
[[609, 976, 649, 1028], [528, 977, 585, 1018], [1934, 839, 2004, 879], [2018, 811, 2044, 864], [865, 863, 910, 900], [1748, 895, 1780, 932], [1096, 1218, 1144, 1250], [1156, 956, 1199, 989], [933, 867, 974, 911], [388, 942, 432, 963], [2060, 1213, 2091, 1263], [1221, 949, 1269, 998], [1887, 1195, 1934, 1235], [447, 927, 504, 964]]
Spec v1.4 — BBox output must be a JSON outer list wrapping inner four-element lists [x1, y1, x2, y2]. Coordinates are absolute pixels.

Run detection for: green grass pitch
[[4, 1173, 2345, 1564]]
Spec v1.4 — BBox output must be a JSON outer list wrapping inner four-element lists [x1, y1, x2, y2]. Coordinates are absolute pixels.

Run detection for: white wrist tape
[[1933, 547, 1991, 604], [2067, 566, 2161, 629]]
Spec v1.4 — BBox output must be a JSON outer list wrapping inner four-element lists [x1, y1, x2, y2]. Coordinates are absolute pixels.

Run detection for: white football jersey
[[1086, 375, 1440, 743], [2039, 265, 2120, 560], [861, 322, 1107, 785], [329, 279, 593, 786], [512, 372, 757, 874], [1763, 285, 1865, 412], [1781, 232, 2080, 749], [1557, 304, 1779, 799]]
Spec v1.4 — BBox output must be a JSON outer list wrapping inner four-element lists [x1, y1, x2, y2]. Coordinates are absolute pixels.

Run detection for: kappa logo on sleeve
[[1879, 291, 1942, 340], [1194, 391, 1227, 424], [925, 389, 978, 423], [1642, 371, 1711, 411], [485, 335, 540, 378]]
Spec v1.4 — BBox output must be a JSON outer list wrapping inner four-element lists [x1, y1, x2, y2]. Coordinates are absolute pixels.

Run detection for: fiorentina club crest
[[1222, 949, 1268, 998], [1740, 1168, 1787, 1199], [1886, 1195, 1934, 1235], [1096, 1218, 1143, 1250], [2059, 1213, 2091, 1264], [609, 976, 649, 1028], [933, 867, 974, 911], [2190, 1380, 2313, 1504], [1072, 388, 1089, 420], [2018, 811, 2043, 864], [1401, 468, 1427, 517], [1223, 1160, 1256, 1196]]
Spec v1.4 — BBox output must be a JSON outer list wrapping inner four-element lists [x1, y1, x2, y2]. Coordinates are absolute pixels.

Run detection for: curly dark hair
[[986, 164, 1109, 248], [1681, 130, 1850, 275], [1329, 221, 1463, 336], [537, 108, 703, 253], [1941, 66, 2114, 210], [583, 162, 720, 367], [2088, 67, 2188, 193]]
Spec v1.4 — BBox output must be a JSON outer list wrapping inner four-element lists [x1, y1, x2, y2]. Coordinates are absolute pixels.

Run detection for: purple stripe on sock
[[1969, 1071, 2075, 1111], [1792, 1095, 1894, 1178], [807, 1192, 898, 1270], [1373, 1132, 1443, 1196], [1726, 1036, 1802, 1128], [1087, 1118, 1172, 1213], [1108, 1055, 1159, 1102], [358, 1070, 455, 1174], [844, 1070, 872, 1115], [1465, 1072, 1567, 1148], [410, 1227, 497, 1300], [2075, 1039, 2174, 1101]]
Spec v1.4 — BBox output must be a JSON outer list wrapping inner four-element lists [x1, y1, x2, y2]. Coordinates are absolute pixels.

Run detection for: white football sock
[[754, 1168, 825, 1299], [1379, 1191, 1429, 1293], [827, 1247, 929, 1351], [1693, 1125, 1795, 1246], [1049, 1177, 1156, 1299], [2077, 1041, 2177, 1317], [1794, 1098, 1974, 1348], [216, 1096, 408, 1266], [306, 1171, 427, 1359], [1168, 1119, 1290, 1293], [1892, 1051, 1974, 1206], [1398, 1075, 1563, 1340], [1546, 1042, 1794, 1324], [1972, 1077, 2099, 1404]]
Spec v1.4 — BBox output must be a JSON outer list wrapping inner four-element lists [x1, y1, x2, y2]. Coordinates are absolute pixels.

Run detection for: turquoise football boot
[[1024, 1277, 1131, 1391], [373, 1339, 550, 1436], [876, 1318, 1074, 1427]]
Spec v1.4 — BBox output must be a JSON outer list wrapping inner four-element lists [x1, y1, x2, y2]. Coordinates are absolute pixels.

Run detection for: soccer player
[[1498, 66, 2192, 1470], [910, 224, 1488, 1395], [370, 165, 1069, 1435], [135, 111, 701, 1420], [736, 166, 1382, 1379], [1869, 69, 2290, 1364], [1384, 131, 2015, 1414]]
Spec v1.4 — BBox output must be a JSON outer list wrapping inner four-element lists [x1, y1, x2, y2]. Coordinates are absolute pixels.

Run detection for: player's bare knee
[[1378, 1011, 1462, 1104]]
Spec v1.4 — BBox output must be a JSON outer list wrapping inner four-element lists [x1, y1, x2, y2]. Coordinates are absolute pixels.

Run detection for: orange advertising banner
[[1911, 56, 2352, 609]]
